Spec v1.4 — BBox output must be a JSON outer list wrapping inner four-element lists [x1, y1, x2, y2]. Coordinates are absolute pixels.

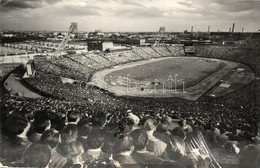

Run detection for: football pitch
[[90, 57, 254, 101]]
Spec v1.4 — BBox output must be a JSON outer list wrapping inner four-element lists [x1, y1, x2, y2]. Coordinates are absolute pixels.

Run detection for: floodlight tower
[[54, 22, 78, 58], [154, 26, 165, 46]]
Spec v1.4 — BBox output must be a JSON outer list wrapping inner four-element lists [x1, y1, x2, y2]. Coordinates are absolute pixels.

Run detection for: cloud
[[0, 0, 259, 32], [115, 6, 165, 18], [0, 0, 63, 10], [45, 0, 63, 4], [0, 0, 42, 9], [212, 0, 260, 12], [119, 0, 143, 7], [52, 5, 102, 16], [178, 1, 195, 8]]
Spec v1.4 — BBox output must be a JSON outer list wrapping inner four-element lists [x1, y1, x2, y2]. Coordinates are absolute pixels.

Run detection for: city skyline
[[0, 0, 260, 32]]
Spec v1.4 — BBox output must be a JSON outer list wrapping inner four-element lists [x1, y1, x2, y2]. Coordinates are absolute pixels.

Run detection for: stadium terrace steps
[[141, 47, 161, 58], [43, 61, 85, 80], [132, 47, 152, 59], [119, 50, 144, 61], [64, 55, 97, 70], [69, 55, 106, 70], [105, 52, 130, 64], [52, 58, 94, 75], [166, 46, 185, 56], [128, 50, 145, 60], [84, 53, 115, 67], [151, 46, 172, 57]]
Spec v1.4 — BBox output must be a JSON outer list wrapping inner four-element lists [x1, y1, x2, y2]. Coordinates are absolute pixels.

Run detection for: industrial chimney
[[231, 23, 235, 33]]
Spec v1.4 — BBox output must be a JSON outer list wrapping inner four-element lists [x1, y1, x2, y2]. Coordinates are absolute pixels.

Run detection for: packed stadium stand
[[1, 41, 260, 168], [166, 45, 185, 56]]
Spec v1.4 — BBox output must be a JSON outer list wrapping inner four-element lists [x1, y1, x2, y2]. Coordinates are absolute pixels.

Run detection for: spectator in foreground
[[1, 113, 32, 163], [23, 143, 51, 168], [144, 117, 167, 157], [165, 136, 186, 161], [29, 118, 51, 143], [238, 135, 260, 168], [130, 129, 166, 167], [41, 128, 67, 168], [67, 110, 81, 125], [58, 125, 79, 158], [84, 129, 105, 160], [63, 141, 85, 168], [114, 135, 136, 167]]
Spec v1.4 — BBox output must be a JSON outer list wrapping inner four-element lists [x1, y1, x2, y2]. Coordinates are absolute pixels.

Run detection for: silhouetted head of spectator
[[41, 128, 60, 149], [103, 123, 119, 137], [115, 135, 134, 154], [166, 136, 186, 161], [219, 127, 226, 134], [34, 110, 49, 122], [67, 111, 81, 123], [171, 127, 186, 140], [3, 114, 30, 137], [34, 119, 51, 134], [24, 143, 51, 168], [156, 118, 169, 133], [77, 119, 92, 138], [121, 117, 135, 135], [87, 129, 105, 149], [60, 125, 78, 144], [178, 119, 187, 128], [143, 117, 157, 131], [139, 113, 151, 125], [101, 135, 117, 154], [50, 115, 66, 132], [130, 129, 148, 151], [91, 113, 106, 128]]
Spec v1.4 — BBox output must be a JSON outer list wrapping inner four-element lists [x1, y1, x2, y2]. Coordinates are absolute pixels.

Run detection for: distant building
[[184, 46, 196, 56], [75, 33, 87, 39], [87, 41, 102, 51], [95, 29, 102, 33], [112, 39, 146, 46], [3, 34, 14, 37], [87, 41, 113, 51], [26, 60, 35, 76], [102, 42, 114, 51], [33, 55, 47, 63], [222, 41, 235, 45]]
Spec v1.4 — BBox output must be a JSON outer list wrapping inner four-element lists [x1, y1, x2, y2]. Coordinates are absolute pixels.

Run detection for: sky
[[0, 0, 259, 32]]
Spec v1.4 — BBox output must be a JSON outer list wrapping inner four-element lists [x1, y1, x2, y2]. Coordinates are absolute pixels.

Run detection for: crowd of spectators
[[0, 94, 259, 167], [85, 53, 115, 67], [140, 47, 161, 58], [1, 43, 260, 167], [24, 44, 259, 134], [132, 47, 154, 59], [67, 55, 106, 70], [151, 46, 172, 57], [53, 57, 94, 75], [105, 52, 131, 64], [166, 46, 185, 56]]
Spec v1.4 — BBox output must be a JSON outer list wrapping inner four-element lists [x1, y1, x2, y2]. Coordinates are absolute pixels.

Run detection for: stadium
[[0, 24, 260, 168], [90, 56, 254, 100]]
